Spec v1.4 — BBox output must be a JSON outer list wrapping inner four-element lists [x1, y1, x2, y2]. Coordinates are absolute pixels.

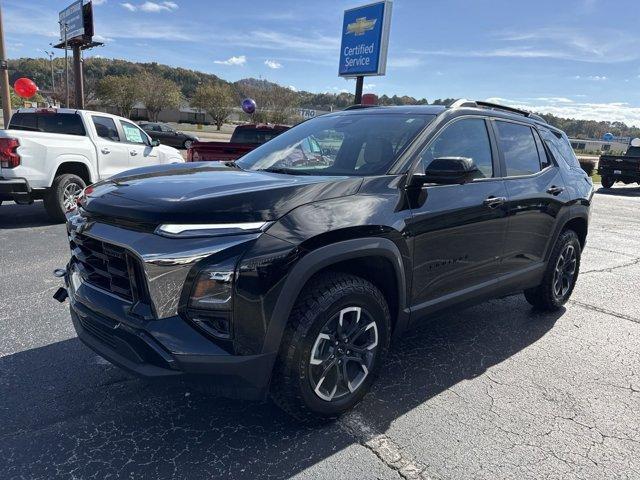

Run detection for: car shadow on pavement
[[1, 296, 563, 479], [0, 201, 61, 229], [596, 186, 640, 197]]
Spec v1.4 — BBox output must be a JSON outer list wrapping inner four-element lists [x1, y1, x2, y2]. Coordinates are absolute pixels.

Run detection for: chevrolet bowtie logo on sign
[[346, 17, 377, 36]]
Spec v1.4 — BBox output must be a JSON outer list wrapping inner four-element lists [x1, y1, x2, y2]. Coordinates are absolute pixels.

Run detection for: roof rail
[[450, 99, 547, 124]]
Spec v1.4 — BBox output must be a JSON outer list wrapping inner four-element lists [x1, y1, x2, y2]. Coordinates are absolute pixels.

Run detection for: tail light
[[0, 138, 20, 168]]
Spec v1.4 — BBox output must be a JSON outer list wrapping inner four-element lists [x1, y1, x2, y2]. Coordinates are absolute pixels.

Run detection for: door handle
[[483, 196, 506, 208], [546, 185, 564, 196], [130, 150, 138, 156], [101, 148, 110, 154]]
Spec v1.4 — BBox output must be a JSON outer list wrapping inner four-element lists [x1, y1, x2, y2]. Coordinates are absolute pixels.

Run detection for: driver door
[[406, 116, 509, 313], [119, 120, 160, 168]]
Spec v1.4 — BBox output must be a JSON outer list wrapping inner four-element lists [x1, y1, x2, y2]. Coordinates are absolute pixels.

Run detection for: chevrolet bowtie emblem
[[346, 17, 377, 36]]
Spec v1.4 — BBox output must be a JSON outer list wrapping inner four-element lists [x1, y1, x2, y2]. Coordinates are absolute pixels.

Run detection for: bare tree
[[138, 73, 181, 122], [191, 83, 234, 130], [238, 82, 298, 124]]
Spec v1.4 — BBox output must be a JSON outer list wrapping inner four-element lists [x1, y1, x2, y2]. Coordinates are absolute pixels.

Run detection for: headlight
[[190, 270, 234, 309], [156, 221, 270, 238]]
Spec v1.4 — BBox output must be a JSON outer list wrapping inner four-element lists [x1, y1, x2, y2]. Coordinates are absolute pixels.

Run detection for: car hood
[[82, 162, 363, 224]]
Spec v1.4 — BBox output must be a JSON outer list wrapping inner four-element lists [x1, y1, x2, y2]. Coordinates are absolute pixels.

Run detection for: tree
[[237, 82, 299, 124], [138, 73, 181, 121], [97, 75, 141, 117], [191, 83, 234, 130]]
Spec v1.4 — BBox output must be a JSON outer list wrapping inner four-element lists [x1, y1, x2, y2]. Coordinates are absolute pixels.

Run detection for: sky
[[4, 0, 640, 125]]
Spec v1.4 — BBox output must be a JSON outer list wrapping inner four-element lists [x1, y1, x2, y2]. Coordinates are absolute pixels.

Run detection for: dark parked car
[[598, 141, 640, 189], [139, 122, 199, 149], [57, 100, 593, 421]]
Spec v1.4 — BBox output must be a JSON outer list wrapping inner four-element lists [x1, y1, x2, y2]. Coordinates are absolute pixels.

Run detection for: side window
[[539, 129, 582, 170], [120, 121, 147, 144], [159, 124, 174, 133], [420, 118, 493, 178], [533, 129, 551, 169], [495, 121, 540, 176], [92, 116, 120, 142]]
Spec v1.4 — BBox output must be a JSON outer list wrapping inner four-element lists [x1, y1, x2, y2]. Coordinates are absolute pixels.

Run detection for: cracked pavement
[[1, 184, 639, 479]]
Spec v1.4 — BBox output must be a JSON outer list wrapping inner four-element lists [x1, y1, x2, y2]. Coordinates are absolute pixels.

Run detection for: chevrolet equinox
[[58, 100, 594, 421]]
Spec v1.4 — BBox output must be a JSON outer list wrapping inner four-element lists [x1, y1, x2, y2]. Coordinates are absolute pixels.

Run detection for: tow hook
[[53, 268, 68, 303]]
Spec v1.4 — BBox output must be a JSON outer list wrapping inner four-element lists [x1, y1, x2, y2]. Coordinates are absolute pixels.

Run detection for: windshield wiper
[[258, 167, 311, 175], [223, 161, 243, 170]]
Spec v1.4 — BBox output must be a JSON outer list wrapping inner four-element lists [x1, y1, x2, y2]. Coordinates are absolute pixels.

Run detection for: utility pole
[[0, 3, 12, 127], [72, 45, 83, 108]]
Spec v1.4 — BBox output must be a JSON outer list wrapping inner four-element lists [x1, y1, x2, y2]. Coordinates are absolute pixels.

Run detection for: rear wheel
[[524, 229, 581, 311], [43, 174, 86, 222], [270, 272, 390, 422], [601, 176, 614, 189]]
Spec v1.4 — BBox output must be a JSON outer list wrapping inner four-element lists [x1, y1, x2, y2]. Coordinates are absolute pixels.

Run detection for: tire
[[43, 174, 86, 222], [183, 139, 193, 150], [270, 272, 391, 422], [601, 176, 614, 189], [524, 229, 581, 311]]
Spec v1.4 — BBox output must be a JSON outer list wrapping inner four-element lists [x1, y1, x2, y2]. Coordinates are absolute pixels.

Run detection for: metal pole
[[49, 52, 55, 91], [354, 75, 363, 104], [63, 22, 69, 108], [72, 45, 83, 109], [0, 4, 12, 127]]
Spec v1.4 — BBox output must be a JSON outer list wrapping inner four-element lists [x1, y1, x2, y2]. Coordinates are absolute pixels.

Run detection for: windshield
[[236, 113, 435, 176]]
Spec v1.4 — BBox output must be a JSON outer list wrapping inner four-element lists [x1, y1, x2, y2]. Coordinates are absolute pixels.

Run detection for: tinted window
[[92, 116, 120, 142], [495, 121, 540, 176], [419, 118, 493, 178], [236, 113, 435, 176], [533, 129, 551, 169], [8, 112, 85, 136], [232, 129, 283, 144], [540, 128, 581, 169], [120, 121, 147, 144]]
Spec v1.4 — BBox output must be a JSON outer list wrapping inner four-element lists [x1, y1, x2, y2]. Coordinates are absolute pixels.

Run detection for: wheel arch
[[545, 209, 589, 262], [50, 158, 95, 186], [262, 237, 410, 356]]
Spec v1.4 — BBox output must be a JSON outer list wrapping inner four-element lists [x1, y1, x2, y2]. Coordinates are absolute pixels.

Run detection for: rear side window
[[232, 129, 282, 144], [495, 121, 540, 176], [92, 116, 120, 142], [9, 112, 85, 136], [539, 128, 581, 170], [419, 118, 494, 178]]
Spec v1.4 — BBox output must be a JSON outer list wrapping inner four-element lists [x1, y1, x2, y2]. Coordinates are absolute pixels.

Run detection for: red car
[[187, 124, 289, 162]]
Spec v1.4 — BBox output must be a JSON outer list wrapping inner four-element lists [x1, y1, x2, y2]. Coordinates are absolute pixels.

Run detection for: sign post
[[338, 1, 392, 104], [54, 1, 101, 109]]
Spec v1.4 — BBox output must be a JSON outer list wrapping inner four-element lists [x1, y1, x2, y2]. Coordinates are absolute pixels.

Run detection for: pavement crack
[[569, 299, 640, 325], [339, 411, 435, 480], [581, 257, 640, 275]]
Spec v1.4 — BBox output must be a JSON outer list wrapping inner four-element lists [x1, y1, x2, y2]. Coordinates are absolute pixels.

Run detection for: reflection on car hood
[[83, 162, 362, 224]]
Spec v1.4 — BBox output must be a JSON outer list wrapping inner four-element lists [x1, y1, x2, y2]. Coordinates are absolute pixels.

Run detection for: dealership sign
[[338, 1, 392, 77], [59, 0, 94, 42]]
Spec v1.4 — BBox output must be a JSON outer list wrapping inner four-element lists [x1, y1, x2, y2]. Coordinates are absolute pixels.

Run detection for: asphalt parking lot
[[1, 185, 639, 480]]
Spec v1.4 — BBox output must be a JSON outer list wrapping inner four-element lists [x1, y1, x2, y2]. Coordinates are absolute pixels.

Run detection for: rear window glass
[[495, 121, 541, 176], [232, 129, 284, 144], [9, 112, 86, 136]]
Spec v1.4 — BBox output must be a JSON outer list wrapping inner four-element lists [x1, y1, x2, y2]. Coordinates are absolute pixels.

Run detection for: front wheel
[[601, 176, 614, 189], [183, 139, 193, 149], [270, 273, 391, 422], [524, 229, 581, 311], [43, 174, 86, 222]]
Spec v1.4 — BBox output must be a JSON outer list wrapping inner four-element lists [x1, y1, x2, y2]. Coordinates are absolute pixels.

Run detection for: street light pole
[[60, 21, 69, 108], [0, 3, 12, 127], [44, 50, 55, 92]]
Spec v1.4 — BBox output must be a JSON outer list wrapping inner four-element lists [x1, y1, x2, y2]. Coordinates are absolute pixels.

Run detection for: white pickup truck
[[0, 108, 184, 221]]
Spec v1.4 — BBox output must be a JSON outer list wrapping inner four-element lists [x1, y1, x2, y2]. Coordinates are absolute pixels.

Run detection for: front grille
[[70, 232, 140, 301]]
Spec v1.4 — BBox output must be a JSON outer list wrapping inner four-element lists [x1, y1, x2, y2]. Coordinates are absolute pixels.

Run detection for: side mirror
[[151, 139, 161, 147], [414, 157, 479, 185]]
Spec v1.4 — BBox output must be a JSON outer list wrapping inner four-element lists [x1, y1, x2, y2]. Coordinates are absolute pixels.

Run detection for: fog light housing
[[190, 312, 232, 340]]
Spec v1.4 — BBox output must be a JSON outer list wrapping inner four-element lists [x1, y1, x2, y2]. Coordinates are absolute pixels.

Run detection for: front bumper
[[66, 265, 276, 400], [0, 177, 33, 204]]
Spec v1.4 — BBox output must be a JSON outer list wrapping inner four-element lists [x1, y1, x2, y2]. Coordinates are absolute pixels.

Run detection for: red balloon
[[14, 77, 38, 99]]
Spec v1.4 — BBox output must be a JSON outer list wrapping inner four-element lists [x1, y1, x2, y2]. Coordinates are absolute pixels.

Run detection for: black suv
[[59, 100, 593, 421]]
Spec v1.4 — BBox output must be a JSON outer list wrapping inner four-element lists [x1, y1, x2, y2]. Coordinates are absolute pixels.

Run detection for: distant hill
[[6, 57, 640, 138]]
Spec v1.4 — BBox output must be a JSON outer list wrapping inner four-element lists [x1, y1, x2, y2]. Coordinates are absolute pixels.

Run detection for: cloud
[[121, 1, 178, 12], [485, 97, 640, 127], [93, 0, 107, 4], [287, 85, 297, 92], [363, 83, 376, 91], [93, 34, 113, 43], [387, 57, 422, 68], [214, 55, 247, 66], [264, 59, 282, 69]]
